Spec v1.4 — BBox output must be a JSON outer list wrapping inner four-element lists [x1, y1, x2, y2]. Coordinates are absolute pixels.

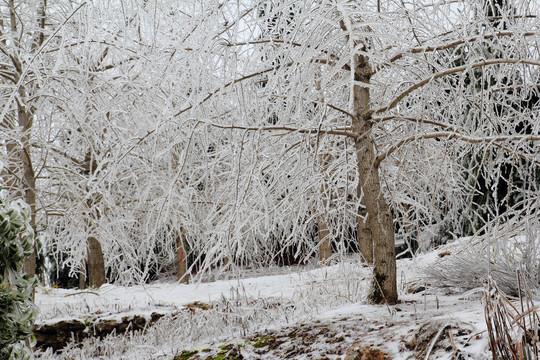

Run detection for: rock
[[34, 319, 87, 351]]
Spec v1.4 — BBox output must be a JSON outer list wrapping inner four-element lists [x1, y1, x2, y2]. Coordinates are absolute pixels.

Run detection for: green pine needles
[[0, 191, 37, 360]]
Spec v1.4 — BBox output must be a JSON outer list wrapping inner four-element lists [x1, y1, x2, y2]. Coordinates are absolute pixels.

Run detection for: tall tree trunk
[[353, 53, 398, 304], [19, 105, 37, 278], [84, 151, 107, 288], [1, 111, 37, 280], [318, 212, 332, 265], [79, 259, 87, 289], [176, 228, 189, 284], [318, 156, 332, 264], [87, 236, 106, 288], [21, 191, 36, 277], [314, 75, 333, 265], [172, 148, 192, 281], [3, 0, 48, 281]]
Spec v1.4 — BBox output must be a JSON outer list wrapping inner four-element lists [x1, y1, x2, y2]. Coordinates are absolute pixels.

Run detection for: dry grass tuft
[[483, 273, 539, 360]]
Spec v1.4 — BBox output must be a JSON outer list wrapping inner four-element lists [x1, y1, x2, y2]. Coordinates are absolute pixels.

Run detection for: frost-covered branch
[[377, 132, 540, 165]]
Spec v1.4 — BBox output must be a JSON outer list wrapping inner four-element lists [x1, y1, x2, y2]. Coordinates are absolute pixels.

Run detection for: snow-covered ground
[[34, 243, 494, 359]]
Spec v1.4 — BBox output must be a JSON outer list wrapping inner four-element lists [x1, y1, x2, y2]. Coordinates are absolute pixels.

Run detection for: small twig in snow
[[64, 291, 100, 297]]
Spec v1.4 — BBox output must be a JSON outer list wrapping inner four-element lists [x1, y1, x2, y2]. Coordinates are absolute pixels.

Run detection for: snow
[[34, 246, 495, 359], [36, 264, 364, 323]]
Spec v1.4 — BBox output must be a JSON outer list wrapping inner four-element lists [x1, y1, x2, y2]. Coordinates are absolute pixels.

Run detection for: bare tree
[[0, 1, 49, 278], [9, 0, 537, 309], [163, 0, 539, 304]]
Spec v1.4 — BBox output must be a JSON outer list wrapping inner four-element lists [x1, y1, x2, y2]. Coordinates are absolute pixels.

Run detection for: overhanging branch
[[376, 59, 540, 114], [387, 31, 537, 64], [173, 62, 294, 118], [196, 121, 359, 138], [376, 131, 540, 165]]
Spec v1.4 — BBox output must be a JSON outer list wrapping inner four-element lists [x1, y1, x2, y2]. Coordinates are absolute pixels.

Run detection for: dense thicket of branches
[[0, 0, 538, 298]]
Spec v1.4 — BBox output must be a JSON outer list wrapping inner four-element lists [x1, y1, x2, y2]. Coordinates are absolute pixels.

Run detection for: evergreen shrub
[[0, 192, 37, 360]]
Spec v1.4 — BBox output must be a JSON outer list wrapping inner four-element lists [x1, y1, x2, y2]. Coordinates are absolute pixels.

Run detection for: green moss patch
[[173, 350, 199, 360], [184, 301, 213, 312]]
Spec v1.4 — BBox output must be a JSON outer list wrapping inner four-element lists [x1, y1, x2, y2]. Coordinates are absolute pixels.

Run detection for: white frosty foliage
[[427, 213, 540, 295], [1, 0, 539, 287]]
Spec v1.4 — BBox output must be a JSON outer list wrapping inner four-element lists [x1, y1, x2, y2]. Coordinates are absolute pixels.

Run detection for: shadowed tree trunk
[[353, 53, 397, 304], [79, 259, 87, 289], [1, 113, 37, 282], [318, 218, 332, 264]]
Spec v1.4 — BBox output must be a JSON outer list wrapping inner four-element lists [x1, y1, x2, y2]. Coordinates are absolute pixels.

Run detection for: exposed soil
[[35, 312, 164, 352], [169, 307, 479, 359]]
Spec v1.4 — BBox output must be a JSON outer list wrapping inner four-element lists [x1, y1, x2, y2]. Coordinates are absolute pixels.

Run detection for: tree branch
[[173, 62, 294, 117], [0, 1, 88, 125], [376, 131, 540, 165], [386, 31, 537, 64], [195, 121, 359, 138], [31, 143, 83, 166], [375, 59, 540, 114], [371, 115, 461, 133]]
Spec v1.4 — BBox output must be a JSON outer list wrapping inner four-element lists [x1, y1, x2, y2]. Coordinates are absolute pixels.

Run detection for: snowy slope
[[34, 246, 493, 359]]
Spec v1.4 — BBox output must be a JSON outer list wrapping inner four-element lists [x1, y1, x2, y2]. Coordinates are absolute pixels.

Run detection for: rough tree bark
[[318, 219, 332, 264], [357, 204, 373, 264], [87, 236, 106, 288], [22, 0, 47, 279], [352, 53, 398, 304]]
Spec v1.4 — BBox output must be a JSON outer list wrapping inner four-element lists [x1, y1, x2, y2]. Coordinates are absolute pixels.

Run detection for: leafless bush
[[426, 215, 540, 296]]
